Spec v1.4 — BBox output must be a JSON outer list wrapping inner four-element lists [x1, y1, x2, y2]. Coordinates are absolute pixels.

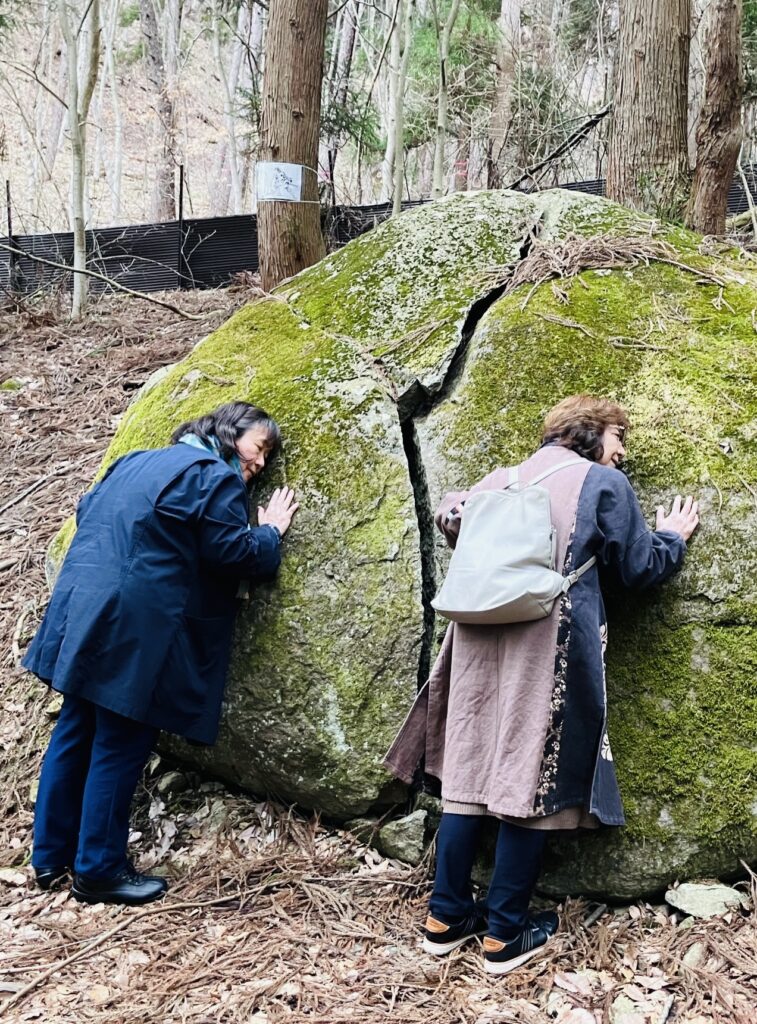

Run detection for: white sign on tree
[[256, 162, 304, 202]]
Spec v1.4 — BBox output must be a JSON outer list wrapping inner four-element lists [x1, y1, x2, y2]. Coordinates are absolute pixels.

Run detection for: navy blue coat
[[23, 444, 281, 744]]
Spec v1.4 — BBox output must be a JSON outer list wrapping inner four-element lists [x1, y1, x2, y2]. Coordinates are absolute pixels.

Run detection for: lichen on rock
[[279, 190, 541, 402]]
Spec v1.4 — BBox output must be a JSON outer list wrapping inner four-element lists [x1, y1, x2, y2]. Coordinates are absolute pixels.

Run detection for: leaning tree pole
[[257, 0, 328, 291], [606, 0, 691, 218]]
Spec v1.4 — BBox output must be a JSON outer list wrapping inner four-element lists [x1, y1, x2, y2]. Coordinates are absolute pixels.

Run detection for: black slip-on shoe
[[422, 909, 488, 956], [34, 866, 70, 891], [72, 865, 168, 907], [483, 910, 559, 975]]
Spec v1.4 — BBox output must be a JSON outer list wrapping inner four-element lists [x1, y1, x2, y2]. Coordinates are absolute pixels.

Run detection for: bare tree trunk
[[356, 0, 396, 202], [687, 0, 707, 165], [382, 1, 400, 200], [744, 101, 757, 165], [40, 3, 67, 186], [29, 1, 65, 225], [686, 0, 743, 233], [606, 0, 691, 217], [140, 0, 181, 221], [91, 0, 122, 223], [212, 0, 248, 215], [454, 124, 470, 191], [418, 141, 433, 194], [327, 5, 343, 90], [59, 0, 101, 319], [487, 0, 520, 189], [392, 0, 414, 216], [258, 0, 328, 291], [593, 0, 616, 178], [325, 0, 358, 203], [549, 0, 567, 60], [430, 0, 462, 199], [236, 1, 268, 211], [253, 1, 267, 69]]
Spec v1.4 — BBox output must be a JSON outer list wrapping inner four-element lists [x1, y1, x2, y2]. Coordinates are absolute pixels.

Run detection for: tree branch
[[0, 58, 68, 108], [506, 103, 613, 191], [0, 242, 208, 320]]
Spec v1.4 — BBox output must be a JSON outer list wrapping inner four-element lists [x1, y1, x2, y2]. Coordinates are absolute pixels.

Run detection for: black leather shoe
[[71, 865, 168, 906], [35, 866, 70, 891]]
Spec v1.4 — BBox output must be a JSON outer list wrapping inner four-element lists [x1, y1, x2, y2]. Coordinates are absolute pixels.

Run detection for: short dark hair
[[542, 394, 629, 463], [171, 401, 281, 462]]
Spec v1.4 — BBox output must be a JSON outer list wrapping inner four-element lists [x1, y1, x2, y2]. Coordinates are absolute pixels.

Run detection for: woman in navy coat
[[23, 401, 298, 905]]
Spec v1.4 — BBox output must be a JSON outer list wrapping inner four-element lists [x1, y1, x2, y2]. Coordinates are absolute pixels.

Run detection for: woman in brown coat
[[384, 395, 699, 974]]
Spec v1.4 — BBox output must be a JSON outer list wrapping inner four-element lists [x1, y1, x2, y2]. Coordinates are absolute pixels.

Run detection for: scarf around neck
[[178, 432, 244, 480]]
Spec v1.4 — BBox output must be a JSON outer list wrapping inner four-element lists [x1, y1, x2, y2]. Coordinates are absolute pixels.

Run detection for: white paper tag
[[256, 162, 304, 202]]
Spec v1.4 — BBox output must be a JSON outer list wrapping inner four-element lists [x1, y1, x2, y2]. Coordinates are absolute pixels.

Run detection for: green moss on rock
[[540, 613, 757, 899], [45, 516, 76, 589], [278, 191, 541, 396]]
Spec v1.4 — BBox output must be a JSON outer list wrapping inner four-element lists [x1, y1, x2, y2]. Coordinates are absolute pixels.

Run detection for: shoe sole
[[71, 886, 167, 907], [422, 929, 487, 956], [484, 937, 552, 976]]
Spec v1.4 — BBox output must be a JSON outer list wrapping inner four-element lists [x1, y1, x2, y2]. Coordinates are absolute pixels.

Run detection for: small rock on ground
[[377, 810, 427, 864], [665, 882, 749, 919]]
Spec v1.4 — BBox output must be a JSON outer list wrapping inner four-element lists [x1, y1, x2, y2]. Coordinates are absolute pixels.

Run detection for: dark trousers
[[429, 812, 547, 941], [32, 693, 158, 879]]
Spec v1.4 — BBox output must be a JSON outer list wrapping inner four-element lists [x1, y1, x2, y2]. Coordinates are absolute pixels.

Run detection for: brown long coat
[[383, 445, 685, 825]]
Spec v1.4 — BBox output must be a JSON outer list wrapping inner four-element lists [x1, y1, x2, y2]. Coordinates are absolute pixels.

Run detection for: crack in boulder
[[400, 417, 436, 689], [395, 220, 543, 692]]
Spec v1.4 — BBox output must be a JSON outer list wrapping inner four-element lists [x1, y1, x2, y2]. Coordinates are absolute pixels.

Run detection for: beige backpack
[[431, 461, 596, 625]]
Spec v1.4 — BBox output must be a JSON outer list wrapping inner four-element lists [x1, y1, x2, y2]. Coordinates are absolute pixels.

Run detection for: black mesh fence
[[2, 174, 756, 298], [559, 169, 757, 215]]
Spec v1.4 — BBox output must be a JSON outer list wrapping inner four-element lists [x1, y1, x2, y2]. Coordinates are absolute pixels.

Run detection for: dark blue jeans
[[32, 694, 158, 879], [429, 812, 547, 940]]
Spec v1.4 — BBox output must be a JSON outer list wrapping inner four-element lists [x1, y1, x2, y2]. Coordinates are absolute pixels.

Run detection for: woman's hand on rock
[[656, 494, 699, 541], [259, 487, 299, 537]]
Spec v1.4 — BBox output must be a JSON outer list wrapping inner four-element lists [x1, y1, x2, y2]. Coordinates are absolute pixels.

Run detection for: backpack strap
[[496, 459, 596, 590], [504, 460, 584, 490], [510, 458, 594, 589], [527, 459, 586, 487], [561, 556, 597, 592], [530, 459, 595, 589]]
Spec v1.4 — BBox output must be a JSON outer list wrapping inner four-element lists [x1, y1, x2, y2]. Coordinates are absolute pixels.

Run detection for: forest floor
[[1, 286, 756, 1024]]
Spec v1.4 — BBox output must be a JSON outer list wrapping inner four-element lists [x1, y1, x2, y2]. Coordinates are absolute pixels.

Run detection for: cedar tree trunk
[[487, 0, 519, 189], [606, 0, 691, 218], [258, 0, 328, 290], [686, 0, 743, 233]]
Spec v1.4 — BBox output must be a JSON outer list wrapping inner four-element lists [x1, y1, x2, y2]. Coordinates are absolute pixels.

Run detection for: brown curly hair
[[542, 394, 630, 463]]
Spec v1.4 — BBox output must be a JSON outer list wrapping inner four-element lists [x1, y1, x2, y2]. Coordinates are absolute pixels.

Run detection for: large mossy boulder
[[50, 190, 756, 896]]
